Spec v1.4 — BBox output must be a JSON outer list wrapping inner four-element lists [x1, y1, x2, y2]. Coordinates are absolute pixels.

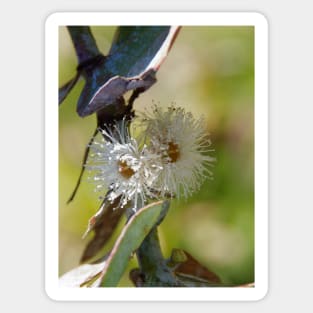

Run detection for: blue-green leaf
[[100, 201, 165, 287], [60, 26, 180, 117]]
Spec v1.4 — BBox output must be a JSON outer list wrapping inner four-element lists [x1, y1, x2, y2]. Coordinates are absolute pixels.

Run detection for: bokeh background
[[59, 26, 254, 286]]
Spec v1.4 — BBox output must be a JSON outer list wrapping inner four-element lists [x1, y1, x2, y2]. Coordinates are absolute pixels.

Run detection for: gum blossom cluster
[[85, 105, 215, 212]]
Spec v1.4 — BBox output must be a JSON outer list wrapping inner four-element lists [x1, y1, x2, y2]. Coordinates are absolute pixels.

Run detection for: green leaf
[[100, 201, 165, 287], [107, 26, 179, 77]]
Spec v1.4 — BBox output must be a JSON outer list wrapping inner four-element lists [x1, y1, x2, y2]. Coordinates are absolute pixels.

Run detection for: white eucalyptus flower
[[85, 120, 162, 211], [140, 104, 215, 199]]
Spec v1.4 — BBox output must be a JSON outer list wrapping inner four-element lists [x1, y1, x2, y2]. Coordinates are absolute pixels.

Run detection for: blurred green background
[[59, 26, 254, 286]]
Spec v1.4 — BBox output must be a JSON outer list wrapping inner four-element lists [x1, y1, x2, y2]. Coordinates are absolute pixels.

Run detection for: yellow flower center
[[167, 141, 180, 163], [118, 160, 135, 179]]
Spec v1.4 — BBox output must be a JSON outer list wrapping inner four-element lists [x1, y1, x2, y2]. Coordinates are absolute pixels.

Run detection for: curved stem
[[136, 226, 181, 287]]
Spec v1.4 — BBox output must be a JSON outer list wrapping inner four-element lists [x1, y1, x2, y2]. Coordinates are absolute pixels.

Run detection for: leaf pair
[[60, 200, 254, 288], [60, 201, 166, 287], [60, 26, 181, 117]]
